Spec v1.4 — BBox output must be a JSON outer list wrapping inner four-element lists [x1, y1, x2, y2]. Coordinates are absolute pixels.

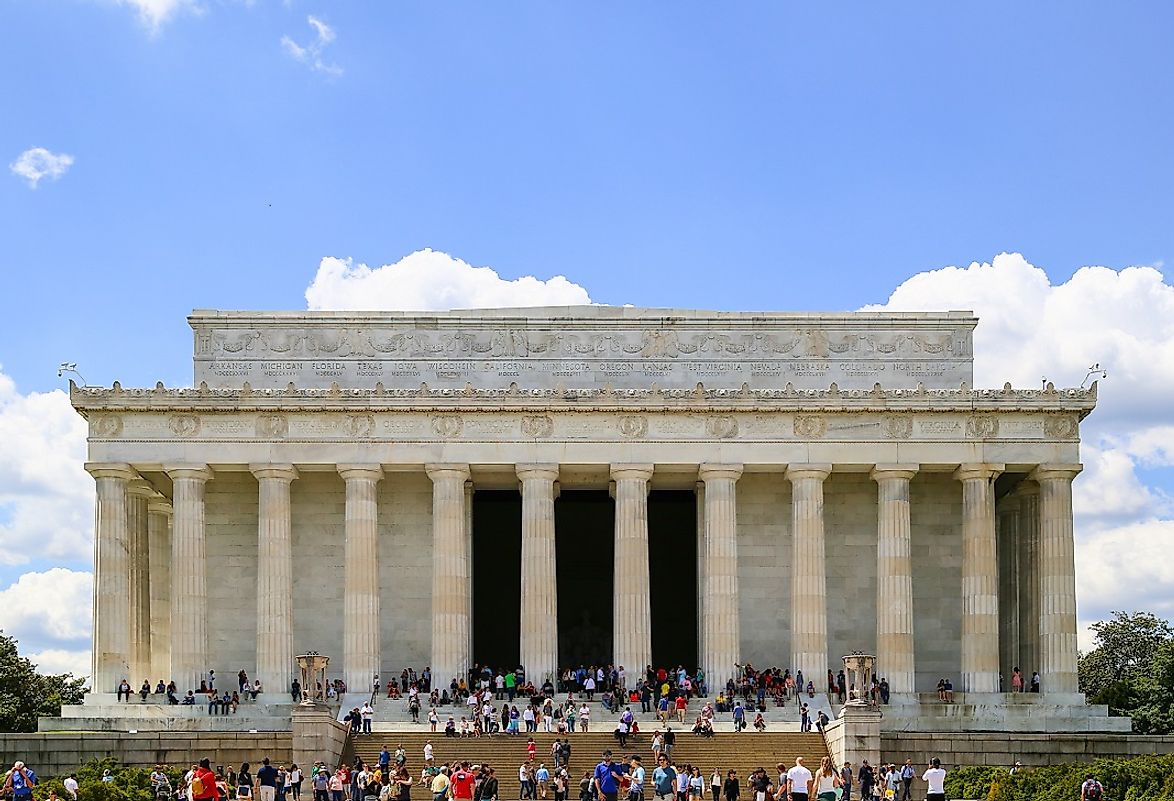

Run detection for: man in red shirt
[[451, 762, 477, 801]]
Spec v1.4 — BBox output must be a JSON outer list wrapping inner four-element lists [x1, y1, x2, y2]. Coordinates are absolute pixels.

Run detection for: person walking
[[898, 759, 914, 801]]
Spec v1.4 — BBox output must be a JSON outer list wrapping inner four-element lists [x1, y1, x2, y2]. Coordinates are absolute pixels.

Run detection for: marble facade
[[72, 307, 1108, 730]]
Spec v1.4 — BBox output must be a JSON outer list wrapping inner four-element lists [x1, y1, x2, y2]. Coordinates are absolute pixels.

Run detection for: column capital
[[1030, 463, 1083, 483], [147, 499, 173, 516], [127, 478, 158, 499], [164, 464, 214, 482], [870, 464, 919, 482], [1012, 479, 1040, 498], [425, 463, 471, 481], [250, 464, 300, 482], [698, 463, 743, 482], [785, 463, 832, 482], [338, 464, 384, 482], [85, 462, 137, 481], [516, 464, 560, 482], [610, 464, 654, 481], [954, 463, 1004, 482]]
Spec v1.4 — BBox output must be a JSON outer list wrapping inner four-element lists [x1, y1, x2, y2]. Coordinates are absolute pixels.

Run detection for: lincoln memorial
[[68, 306, 1119, 732]]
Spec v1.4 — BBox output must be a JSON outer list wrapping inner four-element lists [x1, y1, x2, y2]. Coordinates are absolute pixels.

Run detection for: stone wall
[[378, 472, 433, 671], [736, 472, 963, 690], [882, 732, 1174, 767], [0, 732, 292, 776], [201, 472, 433, 692], [910, 473, 963, 691], [737, 473, 790, 667]]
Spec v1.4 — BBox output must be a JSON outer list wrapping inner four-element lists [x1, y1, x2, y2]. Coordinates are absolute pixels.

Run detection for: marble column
[[1015, 482, 1041, 679], [612, 465, 653, 681], [871, 465, 918, 694], [253, 464, 299, 691], [699, 464, 742, 690], [787, 464, 832, 686], [465, 480, 475, 661], [695, 481, 706, 666], [166, 464, 214, 693], [127, 480, 154, 682], [147, 499, 173, 682], [87, 463, 136, 693], [517, 464, 559, 685], [956, 463, 1003, 693], [339, 465, 383, 693], [1031, 464, 1083, 695], [427, 464, 471, 689]]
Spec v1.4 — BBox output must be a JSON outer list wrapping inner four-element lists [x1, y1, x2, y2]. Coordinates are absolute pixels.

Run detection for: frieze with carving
[[793, 415, 827, 439], [344, 414, 375, 438], [168, 415, 201, 437], [618, 415, 648, 438], [92, 414, 123, 437], [521, 415, 554, 438], [705, 415, 739, 439], [432, 415, 463, 438], [966, 415, 1000, 439], [255, 414, 288, 438], [197, 326, 972, 362], [882, 415, 913, 439], [1042, 415, 1079, 439]]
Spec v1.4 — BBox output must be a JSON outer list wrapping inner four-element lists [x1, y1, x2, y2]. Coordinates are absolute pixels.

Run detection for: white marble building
[[71, 307, 1110, 729]]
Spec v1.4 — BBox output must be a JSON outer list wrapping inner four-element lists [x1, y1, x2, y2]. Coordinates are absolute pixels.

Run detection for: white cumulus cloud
[[281, 15, 343, 77], [0, 568, 93, 678], [116, 0, 201, 29], [305, 249, 594, 311], [9, 148, 74, 189], [0, 367, 93, 565], [867, 252, 1174, 635]]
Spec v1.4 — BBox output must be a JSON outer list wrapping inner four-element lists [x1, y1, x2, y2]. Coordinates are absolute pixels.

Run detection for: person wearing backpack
[[191, 759, 219, 801], [1080, 775, 1104, 801]]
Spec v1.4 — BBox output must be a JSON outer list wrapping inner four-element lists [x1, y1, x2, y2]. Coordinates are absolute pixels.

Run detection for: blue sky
[[2, 1, 1174, 676]]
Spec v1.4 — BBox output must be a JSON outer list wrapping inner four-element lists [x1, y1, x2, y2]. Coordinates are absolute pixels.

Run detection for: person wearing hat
[[627, 757, 644, 801], [592, 752, 627, 801]]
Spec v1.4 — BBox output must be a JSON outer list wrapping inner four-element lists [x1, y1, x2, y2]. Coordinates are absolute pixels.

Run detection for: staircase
[[352, 732, 829, 799]]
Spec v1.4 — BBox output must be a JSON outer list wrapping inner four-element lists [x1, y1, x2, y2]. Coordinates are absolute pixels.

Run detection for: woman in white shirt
[[812, 757, 841, 801]]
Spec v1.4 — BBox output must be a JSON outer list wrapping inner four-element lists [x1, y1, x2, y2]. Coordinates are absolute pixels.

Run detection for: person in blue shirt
[[651, 756, 676, 801], [592, 751, 627, 801]]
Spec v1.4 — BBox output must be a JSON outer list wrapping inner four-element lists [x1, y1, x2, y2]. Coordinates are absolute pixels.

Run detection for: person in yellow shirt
[[429, 768, 450, 801]]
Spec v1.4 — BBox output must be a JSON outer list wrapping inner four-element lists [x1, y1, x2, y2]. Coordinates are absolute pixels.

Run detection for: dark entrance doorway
[[471, 490, 521, 669], [648, 490, 698, 668], [555, 490, 615, 668]]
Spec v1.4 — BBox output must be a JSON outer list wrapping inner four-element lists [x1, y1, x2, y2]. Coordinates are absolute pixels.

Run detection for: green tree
[[1078, 611, 1174, 698], [1129, 639, 1174, 735], [0, 629, 87, 732]]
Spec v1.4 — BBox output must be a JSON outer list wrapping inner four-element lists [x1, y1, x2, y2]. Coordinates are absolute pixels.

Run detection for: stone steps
[[351, 731, 829, 800]]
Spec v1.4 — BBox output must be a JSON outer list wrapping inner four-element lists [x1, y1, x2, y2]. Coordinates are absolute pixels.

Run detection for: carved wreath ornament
[[793, 415, 827, 439], [882, 415, 913, 439], [1043, 415, 1078, 439], [705, 415, 738, 439], [966, 415, 999, 439], [431, 415, 463, 438], [168, 415, 200, 438], [256, 414, 289, 438], [520, 415, 554, 438], [345, 414, 375, 438], [92, 414, 123, 437], [618, 415, 648, 438]]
